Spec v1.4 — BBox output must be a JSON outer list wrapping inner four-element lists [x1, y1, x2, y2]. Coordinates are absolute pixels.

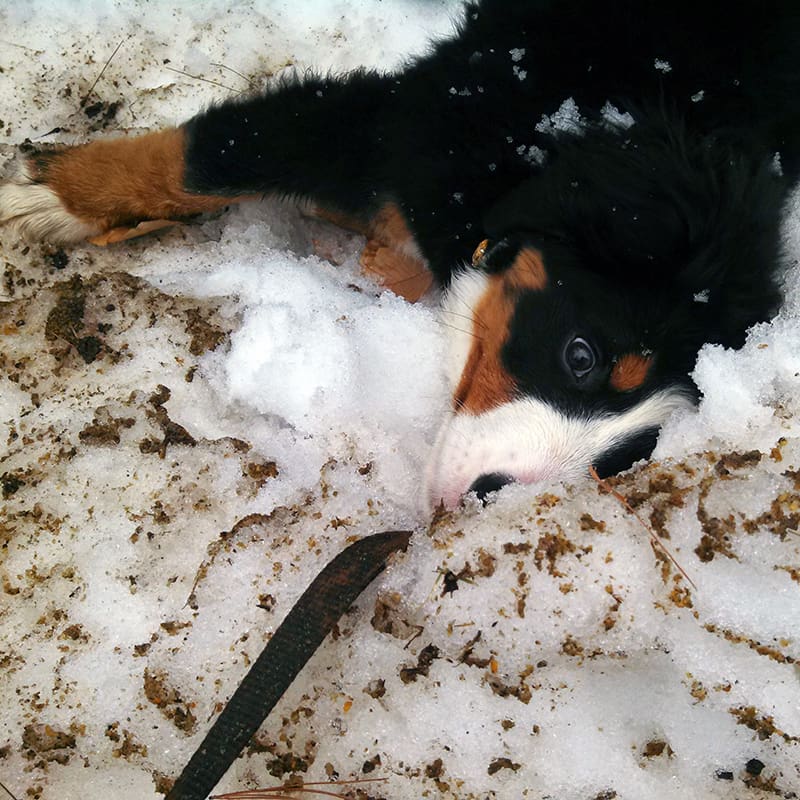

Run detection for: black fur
[[184, 0, 799, 279], [181, 0, 800, 483]]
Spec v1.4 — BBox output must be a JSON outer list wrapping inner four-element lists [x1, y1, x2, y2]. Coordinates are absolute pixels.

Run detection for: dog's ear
[[485, 124, 698, 280], [482, 170, 554, 245], [485, 115, 785, 342]]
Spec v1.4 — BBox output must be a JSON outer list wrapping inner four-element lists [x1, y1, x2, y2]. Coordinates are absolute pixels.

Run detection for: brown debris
[[642, 740, 673, 758], [704, 624, 794, 665], [487, 757, 521, 775], [695, 475, 738, 562], [714, 450, 763, 477], [602, 584, 624, 630], [143, 668, 197, 734], [534, 529, 576, 577], [743, 492, 800, 540], [364, 679, 386, 699], [486, 674, 532, 705], [425, 758, 444, 779], [561, 635, 584, 657], [160, 620, 191, 636], [22, 724, 78, 767], [1, 472, 26, 499], [730, 706, 799, 742], [44, 275, 105, 364], [458, 631, 491, 670], [184, 307, 227, 355], [105, 722, 148, 759], [138, 384, 196, 457], [79, 408, 135, 446], [440, 549, 497, 596], [362, 753, 382, 774], [579, 513, 607, 532], [371, 592, 417, 640], [399, 644, 440, 684], [22, 724, 76, 753], [503, 541, 533, 555], [775, 565, 800, 583], [245, 460, 279, 486], [58, 623, 89, 643]]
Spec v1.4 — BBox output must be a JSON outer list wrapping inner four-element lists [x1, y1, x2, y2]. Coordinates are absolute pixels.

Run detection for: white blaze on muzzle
[[425, 390, 693, 510]]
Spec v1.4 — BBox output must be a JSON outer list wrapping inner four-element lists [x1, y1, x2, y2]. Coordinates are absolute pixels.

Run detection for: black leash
[[165, 529, 412, 800]]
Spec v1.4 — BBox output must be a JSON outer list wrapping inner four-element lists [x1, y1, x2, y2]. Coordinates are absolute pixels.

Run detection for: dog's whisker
[[436, 320, 484, 341], [446, 294, 491, 335], [440, 308, 486, 330]]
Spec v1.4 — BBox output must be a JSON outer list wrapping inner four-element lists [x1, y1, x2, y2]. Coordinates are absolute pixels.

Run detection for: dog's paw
[[360, 238, 433, 302], [0, 155, 103, 243]]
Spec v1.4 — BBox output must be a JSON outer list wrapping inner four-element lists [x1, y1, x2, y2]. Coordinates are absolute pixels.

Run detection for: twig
[[0, 39, 42, 55], [212, 778, 388, 799], [81, 37, 127, 107], [0, 780, 21, 800], [31, 126, 64, 140], [165, 67, 242, 94], [589, 465, 696, 589], [211, 62, 256, 87]]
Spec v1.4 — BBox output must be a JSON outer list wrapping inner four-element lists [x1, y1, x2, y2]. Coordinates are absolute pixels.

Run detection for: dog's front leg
[[0, 70, 392, 244], [0, 127, 239, 243]]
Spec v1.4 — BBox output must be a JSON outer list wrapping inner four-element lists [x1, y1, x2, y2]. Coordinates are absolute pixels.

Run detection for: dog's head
[[426, 116, 785, 509]]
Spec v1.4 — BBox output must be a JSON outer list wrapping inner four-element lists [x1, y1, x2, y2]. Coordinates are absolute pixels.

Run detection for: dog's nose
[[467, 473, 513, 503]]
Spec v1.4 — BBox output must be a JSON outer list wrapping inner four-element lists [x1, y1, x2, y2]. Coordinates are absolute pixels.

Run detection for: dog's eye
[[563, 337, 596, 378]]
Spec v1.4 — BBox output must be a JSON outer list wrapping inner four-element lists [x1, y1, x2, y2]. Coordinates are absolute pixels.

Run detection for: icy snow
[[1, 3, 799, 800], [535, 97, 586, 136]]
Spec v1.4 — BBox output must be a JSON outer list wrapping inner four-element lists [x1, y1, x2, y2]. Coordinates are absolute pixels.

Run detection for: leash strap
[[166, 529, 412, 800]]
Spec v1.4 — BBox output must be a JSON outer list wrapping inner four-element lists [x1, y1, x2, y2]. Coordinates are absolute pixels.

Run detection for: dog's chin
[[424, 390, 694, 513]]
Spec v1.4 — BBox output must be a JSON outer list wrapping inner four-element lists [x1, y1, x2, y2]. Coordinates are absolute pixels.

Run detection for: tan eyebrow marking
[[453, 247, 548, 414], [506, 246, 548, 292], [610, 354, 653, 392]]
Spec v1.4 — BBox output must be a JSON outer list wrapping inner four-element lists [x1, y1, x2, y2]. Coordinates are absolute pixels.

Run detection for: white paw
[[0, 160, 100, 243]]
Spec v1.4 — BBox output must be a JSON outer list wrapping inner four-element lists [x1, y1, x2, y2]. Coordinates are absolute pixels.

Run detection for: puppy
[[1, 0, 797, 509]]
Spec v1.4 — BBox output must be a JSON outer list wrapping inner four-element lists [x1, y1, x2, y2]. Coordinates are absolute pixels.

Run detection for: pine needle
[[211, 778, 387, 799], [0, 780, 21, 800], [211, 61, 256, 87], [165, 66, 242, 94], [81, 37, 128, 107], [589, 465, 696, 590]]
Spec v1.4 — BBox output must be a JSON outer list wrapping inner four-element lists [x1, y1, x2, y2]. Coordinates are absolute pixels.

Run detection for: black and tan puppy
[[2, 0, 797, 508]]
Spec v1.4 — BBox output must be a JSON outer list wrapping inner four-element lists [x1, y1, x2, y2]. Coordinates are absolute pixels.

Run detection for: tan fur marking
[[610, 354, 653, 392], [309, 206, 370, 235], [367, 203, 417, 254], [454, 247, 548, 414], [505, 246, 548, 292], [38, 128, 240, 232]]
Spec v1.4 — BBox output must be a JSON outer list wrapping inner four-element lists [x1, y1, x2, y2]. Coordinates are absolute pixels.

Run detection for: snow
[[535, 97, 586, 136], [1, 2, 799, 800]]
